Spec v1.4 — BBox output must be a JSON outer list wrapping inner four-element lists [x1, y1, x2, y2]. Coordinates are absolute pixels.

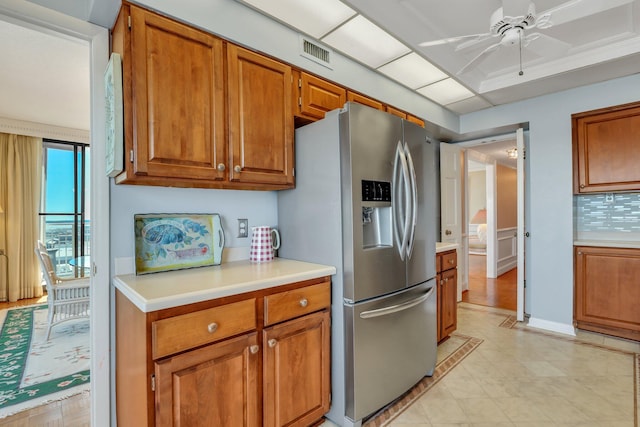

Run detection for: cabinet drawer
[[264, 280, 331, 326], [440, 251, 457, 271], [152, 299, 256, 359]]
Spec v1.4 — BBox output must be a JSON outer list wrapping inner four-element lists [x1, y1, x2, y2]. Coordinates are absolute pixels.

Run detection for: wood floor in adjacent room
[[0, 296, 90, 426], [463, 254, 517, 311]]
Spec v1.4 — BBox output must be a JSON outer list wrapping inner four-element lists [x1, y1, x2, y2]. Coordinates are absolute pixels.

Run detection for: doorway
[[0, 5, 110, 425], [461, 136, 520, 311]]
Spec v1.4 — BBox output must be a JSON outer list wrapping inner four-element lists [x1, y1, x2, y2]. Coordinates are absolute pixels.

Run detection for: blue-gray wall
[[460, 73, 640, 329]]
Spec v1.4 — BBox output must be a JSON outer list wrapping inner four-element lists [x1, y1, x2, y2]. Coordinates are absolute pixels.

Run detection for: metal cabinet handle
[[448, 259, 454, 264], [217, 163, 226, 172], [445, 229, 452, 235], [249, 345, 259, 354], [299, 298, 308, 308], [268, 339, 277, 348], [207, 323, 218, 334], [234, 165, 242, 173], [580, 184, 585, 189]]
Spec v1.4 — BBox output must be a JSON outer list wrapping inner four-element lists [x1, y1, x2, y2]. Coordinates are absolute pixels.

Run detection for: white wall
[[460, 73, 640, 332]]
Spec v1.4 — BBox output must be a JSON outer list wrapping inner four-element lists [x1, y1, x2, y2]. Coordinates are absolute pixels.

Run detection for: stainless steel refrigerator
[[278, 102, 437, 427]]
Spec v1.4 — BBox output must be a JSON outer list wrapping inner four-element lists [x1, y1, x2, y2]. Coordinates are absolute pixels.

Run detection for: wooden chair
[[35, 242, 90, 340]]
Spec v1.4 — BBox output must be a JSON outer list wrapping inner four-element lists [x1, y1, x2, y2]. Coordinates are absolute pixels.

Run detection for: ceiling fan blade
[[538, 0, 634, 29], [502, 0, 531, 18], [419, 32, 491, 47], [457, 42, 502, 75], [454, 33, 497, 52], [523, 32, 571, 58]]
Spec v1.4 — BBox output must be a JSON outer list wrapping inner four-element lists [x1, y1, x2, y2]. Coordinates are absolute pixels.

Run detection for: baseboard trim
[[527, 317, 576, 336]]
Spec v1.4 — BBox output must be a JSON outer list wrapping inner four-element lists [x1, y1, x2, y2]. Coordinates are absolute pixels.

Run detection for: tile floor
[[325, 303, 639, 427]]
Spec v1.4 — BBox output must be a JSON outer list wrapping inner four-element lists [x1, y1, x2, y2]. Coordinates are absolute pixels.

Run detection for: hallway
[[463, 254, 517, 311]]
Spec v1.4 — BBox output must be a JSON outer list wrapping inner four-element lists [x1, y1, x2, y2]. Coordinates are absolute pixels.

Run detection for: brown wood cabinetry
[[574, 246, 640, 341], [572, 101, 640, 193], [263, 310, 330, 427], [386, 105, 407, 119], [436, 249, 457, 342], [407, 114, 426, 127], [111, 4, 294, 190], [294, 70, 346, 120], [347, 91, 384, 111], [227, 45, 294, 187], [116, 276, 331, 426]]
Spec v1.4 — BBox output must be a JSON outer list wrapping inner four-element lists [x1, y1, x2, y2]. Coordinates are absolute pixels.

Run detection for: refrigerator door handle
[[404, 142, 418, 259], [392, 141, 410, 260], [359, 287, 435, 319]]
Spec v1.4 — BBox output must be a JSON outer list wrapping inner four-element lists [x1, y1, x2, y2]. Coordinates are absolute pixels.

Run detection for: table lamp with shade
[[470, 208, 487, 224]]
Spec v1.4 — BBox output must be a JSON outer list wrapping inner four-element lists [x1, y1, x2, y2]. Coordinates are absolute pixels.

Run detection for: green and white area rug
[[0, 304, 90, 418]]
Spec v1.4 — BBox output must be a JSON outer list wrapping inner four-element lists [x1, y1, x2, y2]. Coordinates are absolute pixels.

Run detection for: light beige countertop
[[573, 240, 640, 249], [113, 258, 336, 312], [436, 242, 458, 253]]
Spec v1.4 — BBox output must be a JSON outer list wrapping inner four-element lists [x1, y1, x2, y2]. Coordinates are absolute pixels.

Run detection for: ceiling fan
[[419, 0, 634, 75]]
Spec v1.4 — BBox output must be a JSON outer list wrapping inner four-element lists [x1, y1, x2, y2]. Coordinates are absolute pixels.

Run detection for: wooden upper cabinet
[[347, 91, 384, 111], [112, 4, 295, 190], [227, 45, 294, 187], [386, 105, 407, 119], [407, 114, 425, 128], [127, 5, 226, 182], [573, 101, 640, 193], [295, 71, 346, 120]]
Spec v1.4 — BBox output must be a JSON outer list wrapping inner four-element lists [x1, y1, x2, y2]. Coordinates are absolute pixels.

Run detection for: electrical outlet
[[605, 193, 615, 204], [238, 218, 248, 238]]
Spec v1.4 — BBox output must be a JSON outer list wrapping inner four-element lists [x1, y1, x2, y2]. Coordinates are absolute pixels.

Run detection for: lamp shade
[[470, 208, 486, 224]]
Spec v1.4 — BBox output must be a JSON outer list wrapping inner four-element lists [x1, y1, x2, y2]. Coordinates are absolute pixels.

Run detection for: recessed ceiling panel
[[239, 0, 356, 39], [321, 15, 411, 68], [417, 78, 474, 105], [377, 52, 447, 89]]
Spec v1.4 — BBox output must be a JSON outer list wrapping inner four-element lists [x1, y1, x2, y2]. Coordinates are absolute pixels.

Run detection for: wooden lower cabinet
[[436, 249, 458, 342], [574, 246, 640, 341], [116, 277, 331, 426], [263, 311, 330, 427], [154, 333, 260, 426]]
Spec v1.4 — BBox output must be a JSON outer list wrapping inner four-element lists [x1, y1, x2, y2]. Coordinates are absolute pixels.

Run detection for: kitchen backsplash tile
[[575, 193, 640, 233]]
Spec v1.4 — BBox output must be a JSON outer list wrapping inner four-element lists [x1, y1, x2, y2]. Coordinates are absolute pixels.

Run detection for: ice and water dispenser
[[361, 180, 392, 249]]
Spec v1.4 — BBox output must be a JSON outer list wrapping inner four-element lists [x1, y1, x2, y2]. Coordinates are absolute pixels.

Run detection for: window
[[39, 140, 90, 278]]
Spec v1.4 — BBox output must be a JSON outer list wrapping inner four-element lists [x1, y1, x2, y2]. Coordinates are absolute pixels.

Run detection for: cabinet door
[[228, 45, 294, 187], [407, 114, 425, 128], [296, 71, 346, 120], [130, 6, 226, 181], [573, 102, 640, 193], [155, 333, 260, 427], [346, 91, 384, 111], [439, 268, 457, 340], [575, 246, 640, 339], [263, 310, 330, 427], [386, 106, 407, 119]]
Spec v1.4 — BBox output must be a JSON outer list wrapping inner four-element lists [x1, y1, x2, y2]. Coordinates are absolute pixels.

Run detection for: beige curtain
[[0, 133, 43, 301]]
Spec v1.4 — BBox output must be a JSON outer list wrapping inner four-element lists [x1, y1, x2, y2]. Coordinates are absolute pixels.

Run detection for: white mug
[[249, 226, 280, 262]]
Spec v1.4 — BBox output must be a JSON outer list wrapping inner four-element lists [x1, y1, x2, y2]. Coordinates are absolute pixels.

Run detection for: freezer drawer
[[344, 280, 437, 423]]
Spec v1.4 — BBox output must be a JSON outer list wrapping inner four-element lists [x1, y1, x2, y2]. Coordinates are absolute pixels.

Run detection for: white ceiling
[[239, 0, 640, 114], [0, 17, 90, 130]]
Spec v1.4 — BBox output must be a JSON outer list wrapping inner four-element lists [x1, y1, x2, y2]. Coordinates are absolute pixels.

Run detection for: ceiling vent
[[299, 35, 333, 69]]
